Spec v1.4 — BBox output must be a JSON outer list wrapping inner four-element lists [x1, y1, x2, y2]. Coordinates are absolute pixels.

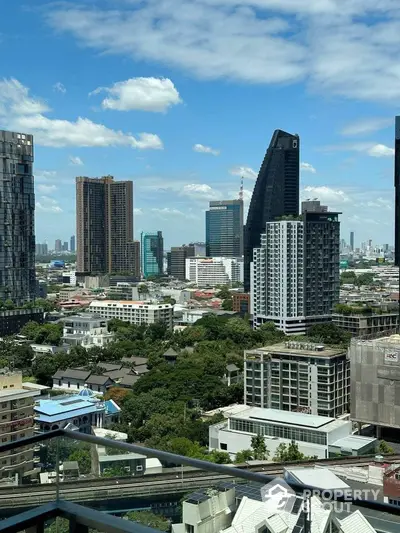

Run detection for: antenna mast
[[239, 176, 244, 201]]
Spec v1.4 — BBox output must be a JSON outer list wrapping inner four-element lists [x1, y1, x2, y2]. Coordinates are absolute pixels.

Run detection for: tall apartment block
[[76, 176, 133, 274], [206, 200, 243, 257], [350, 231, 354, 252], [244, 341, 350, 418], [0, 369, 37, 481], [244, 130, 300, 291], [127, 240, 140, 278], [167, 245, 195, 280], [0, 130, 36, 304], [252, 201, 340, 334], [141, 231, 163, 278], [55, 239, 62, 252], [70, 235, 76, 253]]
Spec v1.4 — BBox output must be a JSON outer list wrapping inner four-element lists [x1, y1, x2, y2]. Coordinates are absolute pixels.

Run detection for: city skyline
[[2, 2, 395, 249]]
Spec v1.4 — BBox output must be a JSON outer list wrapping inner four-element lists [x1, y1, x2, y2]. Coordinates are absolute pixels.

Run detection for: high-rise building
[[62, 241, 68, 251], [189, 242, 206, 256], [76, 176, 133, 274], [141, 231, 163, 278], [396, 117, 400, 267], [244, 341, 350, 418], [127, 240, 140, 278], [244, 130, 300, 291], [55, 239, 62, 252], [252, 201, 340, 334], [350, 231, 355, 252], [206, 200, 243, 257], [167, 245, 195, 280], [35, 243, 48, 256], [70, 235, 76, 253], [0, 130, 36, 304]]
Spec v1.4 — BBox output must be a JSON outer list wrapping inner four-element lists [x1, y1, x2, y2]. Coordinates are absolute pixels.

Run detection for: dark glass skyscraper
[[206, 200, 243, 257], [141, 231, 164, 278], [244, 129, 300, 291], [395, 117, 400, 267]]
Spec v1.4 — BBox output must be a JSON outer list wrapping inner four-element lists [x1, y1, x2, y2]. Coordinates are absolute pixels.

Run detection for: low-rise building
[[89, 300, 173, 329], [52, 369, 115, 394], [333, 309, 398, 338], [209, 406, 377, 459], [30, 344, 69, 356], [0, 308, 44, 337], [232, 292, 250, 315], [34, 388, 120, 433], [61, 313, 114, 348], [185, 257, 243, 287], [0, 370, 38, 481], [179, 309, 238, 325], [244, 341, 350, 418]]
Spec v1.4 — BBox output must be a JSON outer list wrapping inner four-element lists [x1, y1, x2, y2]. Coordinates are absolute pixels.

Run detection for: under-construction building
[[0, 130, 36, 304]]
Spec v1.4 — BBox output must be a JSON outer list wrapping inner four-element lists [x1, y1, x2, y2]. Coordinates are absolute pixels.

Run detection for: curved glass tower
[[244, 129, 300, 291]]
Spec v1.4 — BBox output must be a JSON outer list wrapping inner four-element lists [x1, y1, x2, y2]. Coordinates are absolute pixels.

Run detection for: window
[[68, 382, 70, 388], [9, 385, 14, 388], [2, 438, 7, 442], [220, 443, 227, 451], [77, 383, 80, 389], [58, 380, 61, 386], [1, 403, 7, 408], [136, 465, 143, 472], [2, 415, 6, 420]]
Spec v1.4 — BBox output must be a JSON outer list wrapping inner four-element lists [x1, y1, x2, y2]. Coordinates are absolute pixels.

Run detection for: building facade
[[140, 231, 163, 278], [167, 245, 195, 280], [206, 200, 243, 257], [70, 235, 76, 253], [0, 130, 36, 304], [244, 341, 350, 417], [252, 202, 340, 334], [395, 117, 400, 267], [0, 308, 44, 337], [0, 370, 37, 481], [333, 311, 398, 338], [61, 314, 114, 347], [126, 240, 140, 278], [76, 176, 133, 274], [350, 335, 400, 430], [89, 300, 173, 329], [185, 257, 243, 287], [244, 130, 300, 291], [350, 231, 354, 252], [232, 292, 250, 315]]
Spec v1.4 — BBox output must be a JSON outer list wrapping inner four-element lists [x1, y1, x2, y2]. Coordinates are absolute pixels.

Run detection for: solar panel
[[60, 399, 84, 406]]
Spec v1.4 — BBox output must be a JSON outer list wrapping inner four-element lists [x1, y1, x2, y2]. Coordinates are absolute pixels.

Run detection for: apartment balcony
[[0, 430, 399, 533]]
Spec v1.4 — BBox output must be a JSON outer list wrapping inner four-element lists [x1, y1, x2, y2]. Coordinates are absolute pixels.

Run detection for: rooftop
[[34, 395, 102, 420], [332, 435, 378, 451], [246, 341, 346, 358], [0, 388, 37, 401], [229, 405, 348, 431], [90, 300, 173, 307], [285, 467, 350, 490]]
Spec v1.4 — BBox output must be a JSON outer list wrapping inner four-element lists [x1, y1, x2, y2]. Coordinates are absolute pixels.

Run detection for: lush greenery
[[234, 439, 316, 463], [378, 440, 395, 454], [273, 441, 317, 462], [340, 271, 377, 287], [125, 510, 170, 531], [334, 304, 387, 316]]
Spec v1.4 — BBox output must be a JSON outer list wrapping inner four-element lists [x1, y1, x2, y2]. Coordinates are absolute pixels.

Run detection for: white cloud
[[229, 166, 257, 180], [37, 184, 57, 193], [36, 196, 63, 213], [301, 186, 350, 206], [181, 183, 221, 200], [300, 162, 316, 173], [35, 170, 57, 182], [151, 207, 198, 219], [340, 117, 392, 136], [134, 208, 144, 216], [53, 82, 66, 94], [91, 77, 182, 112], [0, 78, 163, 150], [367, 144, 394, 158], [44, 1, 400, 102], [69, 156, 84, 166], [321, 142, 394, 158], [193, 144, 220, 156]]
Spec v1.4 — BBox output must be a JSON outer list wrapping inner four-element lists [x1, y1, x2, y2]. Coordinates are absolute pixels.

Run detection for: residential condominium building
[[252, 201, 340, 334], [0, 369, 37, 481], [76, 175, 133, 274], [185, 257, 243, 287], [0, 130, 36, 304], [333, 309, 398, 339], [89, 300, 173, 329], [244, 341, 350, 418], [141, 231, 163, 278], [244, 129, 300, 291], [167, 245, 195, 280], [206, 200, 243, 257]]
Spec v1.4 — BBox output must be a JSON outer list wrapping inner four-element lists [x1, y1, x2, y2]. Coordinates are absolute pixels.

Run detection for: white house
[[89, 301, 173, 329], [61, 313, 114, 348]]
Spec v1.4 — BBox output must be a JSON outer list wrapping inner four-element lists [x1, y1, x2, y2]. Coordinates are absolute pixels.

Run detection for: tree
[[32, 355, 59, 386], [378, 440, 394, 454], [68, 448, 92, 474], [235, 449, 254, 463], [104, 387, 131, 404], [273, 440, 315, 462], [206, 450, 231, 464], [125, 511, 169, 532], [221, 298, 233, 311], [45, 518, 70, 533], [251, 435, 269, 460]]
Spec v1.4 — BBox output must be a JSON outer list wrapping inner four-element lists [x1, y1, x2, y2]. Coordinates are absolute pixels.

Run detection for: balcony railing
[[0, 429, 399, 532]]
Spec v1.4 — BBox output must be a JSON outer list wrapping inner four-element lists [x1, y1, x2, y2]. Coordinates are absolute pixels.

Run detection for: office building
[[0, 130, 36, 305], [209, 406, 376, 460], [167, 245, 195, 280], [206, 200, 243, 257], [0, 369, 37, 481], [89, 300, 173, 329], [244, 341, 350, 417], [252, 201, 340, 334], [0, 308, 44, 337], [244, 129, 300, 291], [140, 231, 163, 278], [55, 239, 62, 252], [190, 242, 206, 256], [35, 243, 48, 256], [350, 231, 355, 252], [76, 176, 133, 274], [350, 335, 400, 431], [62, 241, 68, 251], [70, 235, 76, 253], [127, 240, 140, 278], [186, 257, 243, 287]]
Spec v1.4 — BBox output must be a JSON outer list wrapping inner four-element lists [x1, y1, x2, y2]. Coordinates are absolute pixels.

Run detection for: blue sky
[[0, 0, 397, 249]]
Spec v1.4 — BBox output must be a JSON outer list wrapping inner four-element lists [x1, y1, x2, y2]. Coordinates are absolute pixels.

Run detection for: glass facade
[[205, 200, 243, 257], [244, 130, 299, 291], [141, 231, 164, 278]]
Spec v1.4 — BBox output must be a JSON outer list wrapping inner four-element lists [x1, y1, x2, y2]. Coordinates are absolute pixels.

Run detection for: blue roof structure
[[105, 399, 121, 415], [78, 386, 97, 400], [34, 395, 104, 423]]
